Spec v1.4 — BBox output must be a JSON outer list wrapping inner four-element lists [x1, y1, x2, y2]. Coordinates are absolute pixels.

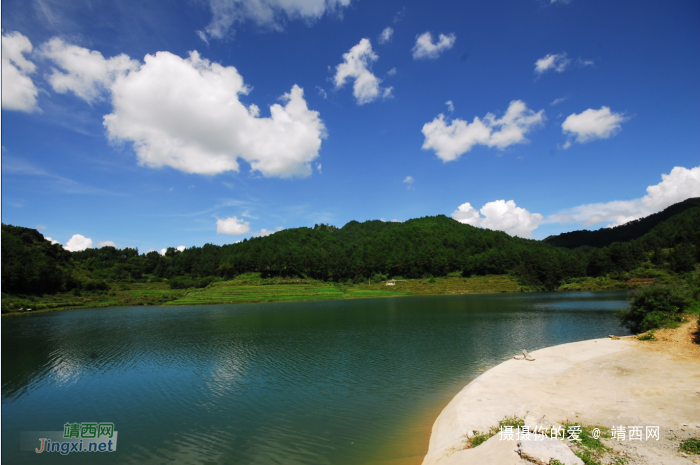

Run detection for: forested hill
[[2, 202, 699, 298], [543, 197, 700, 249]]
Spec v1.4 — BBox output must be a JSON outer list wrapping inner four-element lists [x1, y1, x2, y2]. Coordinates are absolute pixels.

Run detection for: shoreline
[[2, 284, 628, 317], [422, 321, 700, 465]]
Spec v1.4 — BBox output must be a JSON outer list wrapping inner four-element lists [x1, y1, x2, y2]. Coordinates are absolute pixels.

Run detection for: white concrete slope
[[422, 338, 700, 465]]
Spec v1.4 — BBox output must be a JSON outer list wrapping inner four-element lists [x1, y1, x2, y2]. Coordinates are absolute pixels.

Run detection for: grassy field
[[2, 274, 525, 314], [164, 274, 522, 306], [1, 282, 187, 314]]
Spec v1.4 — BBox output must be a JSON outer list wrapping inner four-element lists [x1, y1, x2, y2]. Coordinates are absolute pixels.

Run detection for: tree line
[[2, 203, 699, 296]]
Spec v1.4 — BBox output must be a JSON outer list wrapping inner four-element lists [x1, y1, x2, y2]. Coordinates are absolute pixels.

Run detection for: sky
[[2, 0, 699, 253]]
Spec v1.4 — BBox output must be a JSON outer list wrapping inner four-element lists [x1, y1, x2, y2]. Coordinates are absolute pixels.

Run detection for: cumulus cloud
[[534, 52, 570, 75], [548, 165, 700, 228], [403, 175, 415, 189], [40, 38, 139, 104], [452, 200, 543, 238], [334, 38, 392, 105], [445, 100, 454, 112], [64, 234, 93, 251], [97, 240, 117, 248], [378, 27, 393, 44], [216, 216, 251, 235], [201, 0, 351, 40], [561, 106, 627, 148], [176, 245, 187, 252], [412, 32, 455, 59], [103, 50, 325, 177], [1, 31, 39, 112], [45, 237, 59, 245], [253, 226, 284, 237], [160, 248, 167, 256], [422, 100, 545, 162]]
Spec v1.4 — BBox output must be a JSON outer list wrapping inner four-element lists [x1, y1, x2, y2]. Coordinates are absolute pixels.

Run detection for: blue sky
[[2, 0, 699, 252]]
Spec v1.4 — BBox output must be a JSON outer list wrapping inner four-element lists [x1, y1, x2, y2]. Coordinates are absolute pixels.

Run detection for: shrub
[[618, 284, 690, 333], [680, 438, 700, 454]]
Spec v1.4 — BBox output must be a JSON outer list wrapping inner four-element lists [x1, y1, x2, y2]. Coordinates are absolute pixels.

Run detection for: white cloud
[[97, 240, 117, 248], [253, 226, 284, 237], [216, 216, 251, 235], [316, 86, 327, 99], [403, 175, 415, 189], [452, 200, 543, 238], [1, 31, 39, 112], [40, 38, 139, 104], [386, 67, 397, 76], [445, 100, 454, 112], [65, 234, 93, 251], [534, 52, 571, 75], [316, 163, 322, 174], [201, 0, 351, 40], [412, 32, 455, 60], [550, 97, 567, 106], [160, 248, 167, 256], [45, 237, 59, 245], [103, 50, 326, 177], [548, 165, 700, 228], [334, 38, 391, 105], [378, 27, 393, 44], [422, 100, 545, 162], [177, 245, 186, 252], [561, 106, 627, 148], [36, 224, 47, 229], [196, 30, 209, 44]]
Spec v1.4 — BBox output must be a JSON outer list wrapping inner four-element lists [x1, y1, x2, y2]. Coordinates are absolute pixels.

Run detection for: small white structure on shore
[[386, 282, 395, 286]]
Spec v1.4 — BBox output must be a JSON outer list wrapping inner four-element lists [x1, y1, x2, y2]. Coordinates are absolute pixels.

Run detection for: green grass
[[2, 282, 186, 314], [165, 282, 409, 306], [562, 423, 610, 465], [163, 274, 522, 306], [0, 273, 536, 314], [637, 330, 656, 341], [462, 415, 524, 449], [680, 438, 700, 454]]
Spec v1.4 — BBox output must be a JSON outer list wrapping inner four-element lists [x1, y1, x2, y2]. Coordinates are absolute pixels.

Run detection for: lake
[[1, 291, 630, 464]]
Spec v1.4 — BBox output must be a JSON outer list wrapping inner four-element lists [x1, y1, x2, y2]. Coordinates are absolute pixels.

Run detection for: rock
[[518, 435, 584, 465], [523, 413, 564, 436]]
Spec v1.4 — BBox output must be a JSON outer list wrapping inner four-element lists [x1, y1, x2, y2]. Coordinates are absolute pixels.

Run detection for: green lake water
[[1, 291, 630, 464]]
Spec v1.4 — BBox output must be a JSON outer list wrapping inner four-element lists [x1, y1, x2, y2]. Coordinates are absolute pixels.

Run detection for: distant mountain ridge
[[2, 198, 699, 299], [543, 197, 700, 249]]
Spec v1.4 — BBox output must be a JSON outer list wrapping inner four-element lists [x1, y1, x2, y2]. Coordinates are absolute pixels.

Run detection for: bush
[[680, 438, 700, 454], [618, 284, 691, 333], [168, 276, 195, 289]]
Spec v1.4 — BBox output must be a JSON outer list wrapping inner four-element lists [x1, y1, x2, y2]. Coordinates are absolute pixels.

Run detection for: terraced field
[[3, 275, 523, 314], [165, 282, 408, 306]]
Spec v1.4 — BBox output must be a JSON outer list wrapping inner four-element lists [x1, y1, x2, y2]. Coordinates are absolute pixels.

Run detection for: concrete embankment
[[422, 321, 700, 465]]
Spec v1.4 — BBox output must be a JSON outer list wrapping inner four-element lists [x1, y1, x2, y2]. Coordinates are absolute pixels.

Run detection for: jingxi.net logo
[[20, 422, 118, 455]]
